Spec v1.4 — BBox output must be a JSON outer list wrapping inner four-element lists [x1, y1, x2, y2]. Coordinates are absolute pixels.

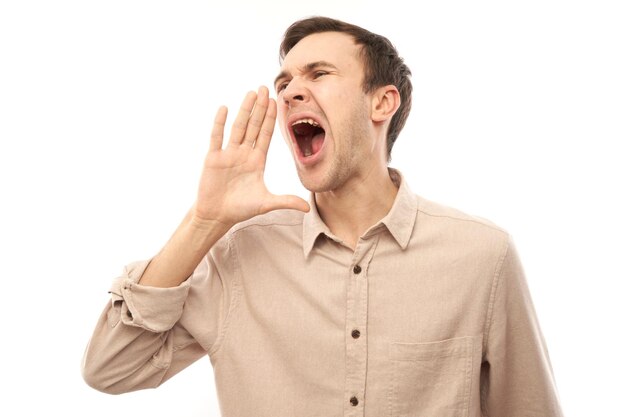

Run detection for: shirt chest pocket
[[389, 336, 474, 417]]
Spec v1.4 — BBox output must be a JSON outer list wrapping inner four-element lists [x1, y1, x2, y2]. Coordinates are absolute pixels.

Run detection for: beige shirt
[[82, 170, 563, 417]]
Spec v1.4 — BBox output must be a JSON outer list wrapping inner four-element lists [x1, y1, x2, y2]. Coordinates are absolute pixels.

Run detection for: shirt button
[[351, 329, 361, 339], [353, 265, 362, 274], [350, 396, 359, 406]]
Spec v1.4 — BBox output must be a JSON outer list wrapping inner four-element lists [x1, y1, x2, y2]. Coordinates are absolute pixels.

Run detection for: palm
[[194, 87, 309, 226]]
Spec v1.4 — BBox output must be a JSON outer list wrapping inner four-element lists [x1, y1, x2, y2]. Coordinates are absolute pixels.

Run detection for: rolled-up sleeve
[[109, 260, 192, 332], [82, 236, 235, 395], [481, 238, 564, 416]]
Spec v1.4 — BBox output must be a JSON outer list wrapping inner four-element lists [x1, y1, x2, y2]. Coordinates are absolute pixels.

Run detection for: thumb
[[262, 194, 311, 214]]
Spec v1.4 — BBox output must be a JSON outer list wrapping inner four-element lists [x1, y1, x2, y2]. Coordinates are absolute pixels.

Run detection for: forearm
[[83, 256, 220, 394], [82, 303, 171, 394], [139, 208, 232, 288]]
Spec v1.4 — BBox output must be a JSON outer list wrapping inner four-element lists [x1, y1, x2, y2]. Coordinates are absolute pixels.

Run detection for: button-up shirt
[[82, 170, 563, 417]]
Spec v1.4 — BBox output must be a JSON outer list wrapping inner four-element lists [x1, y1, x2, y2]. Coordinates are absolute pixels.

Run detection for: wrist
[[188, 202, 234, 232], [188, 214, 232, 234]]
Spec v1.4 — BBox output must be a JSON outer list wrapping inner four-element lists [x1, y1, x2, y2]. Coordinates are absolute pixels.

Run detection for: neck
[[315, 166, 399, 250]]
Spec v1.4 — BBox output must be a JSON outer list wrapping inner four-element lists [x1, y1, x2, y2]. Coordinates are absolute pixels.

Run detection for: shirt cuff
[[108, 260, 191, 333]]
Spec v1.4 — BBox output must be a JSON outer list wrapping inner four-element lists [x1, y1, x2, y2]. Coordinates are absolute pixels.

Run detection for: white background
[[1, 1, 624, 416]]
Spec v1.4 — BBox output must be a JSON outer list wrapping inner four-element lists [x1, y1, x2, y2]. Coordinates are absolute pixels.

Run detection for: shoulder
[[221, 209, 305, 246], [230, 209, 305, 233], [417, 196, 506, 232], [211, 209, 304, 258], [414, 195, 511, 250]]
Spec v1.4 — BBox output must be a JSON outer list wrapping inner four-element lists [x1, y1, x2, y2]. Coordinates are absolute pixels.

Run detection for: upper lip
[[287, 111, 325, 130]]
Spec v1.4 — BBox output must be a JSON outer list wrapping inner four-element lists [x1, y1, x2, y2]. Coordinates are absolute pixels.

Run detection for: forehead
[[280, 31, 363, 72]]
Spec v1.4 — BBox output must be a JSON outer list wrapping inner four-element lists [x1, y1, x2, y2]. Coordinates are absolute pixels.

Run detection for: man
[[83, 16, 563, 417]]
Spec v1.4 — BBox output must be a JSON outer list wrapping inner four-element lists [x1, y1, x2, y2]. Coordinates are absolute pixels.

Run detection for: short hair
[[279, 16, 412, 162]]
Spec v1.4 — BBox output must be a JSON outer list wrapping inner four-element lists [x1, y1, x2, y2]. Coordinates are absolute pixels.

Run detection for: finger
[[261, 194, 311, 214], [242, 86, 269, 147], [254, 98, 277, 155], [227, 90, 257, 147], [209, 106, 228, 151]]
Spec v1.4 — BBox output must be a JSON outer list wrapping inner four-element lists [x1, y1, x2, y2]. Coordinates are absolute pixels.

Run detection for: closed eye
[[276, 81, 290, 93], [312, 71, 328, 79], [276, 70, 329, 93]]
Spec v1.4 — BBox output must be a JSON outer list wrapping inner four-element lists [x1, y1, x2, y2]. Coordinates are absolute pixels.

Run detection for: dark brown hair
[[279, 16, 412, 162]]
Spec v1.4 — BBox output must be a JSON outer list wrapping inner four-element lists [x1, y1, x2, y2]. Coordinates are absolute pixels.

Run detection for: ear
[[371, 85, 401, 123]]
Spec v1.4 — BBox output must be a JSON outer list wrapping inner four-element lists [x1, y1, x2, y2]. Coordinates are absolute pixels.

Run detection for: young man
[[83, 17, 563, 416]]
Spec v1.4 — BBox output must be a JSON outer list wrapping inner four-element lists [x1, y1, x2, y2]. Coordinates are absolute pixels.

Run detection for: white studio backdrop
[[0, 1, 624, 416]]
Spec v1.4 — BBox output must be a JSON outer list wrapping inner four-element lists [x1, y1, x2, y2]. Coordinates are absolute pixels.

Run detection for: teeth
[[304, 149, 312, 157], [291, 118, 319, 127]]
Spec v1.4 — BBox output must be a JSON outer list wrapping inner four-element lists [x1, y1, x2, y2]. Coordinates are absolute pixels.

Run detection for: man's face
[[275, 31, 375, 193]]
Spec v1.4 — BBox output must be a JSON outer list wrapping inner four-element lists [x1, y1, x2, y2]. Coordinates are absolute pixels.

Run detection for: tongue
[[311, 132, 324, 154], [301, 132, 325, 157]]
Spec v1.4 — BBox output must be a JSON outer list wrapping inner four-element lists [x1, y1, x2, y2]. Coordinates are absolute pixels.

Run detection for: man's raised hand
[[193, 86, 310, 228]]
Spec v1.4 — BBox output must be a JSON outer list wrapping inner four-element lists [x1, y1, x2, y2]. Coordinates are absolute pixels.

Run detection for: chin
[[297, 173, 323, 193], [296, 166, 348, 194], [296, 169, 329, 193]]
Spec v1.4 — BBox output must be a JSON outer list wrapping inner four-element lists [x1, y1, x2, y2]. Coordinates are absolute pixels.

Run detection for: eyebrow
[[274, 61, 338, 89]]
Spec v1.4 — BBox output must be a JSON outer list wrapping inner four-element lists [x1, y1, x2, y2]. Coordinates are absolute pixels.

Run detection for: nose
[[282, 78, 308, 108]]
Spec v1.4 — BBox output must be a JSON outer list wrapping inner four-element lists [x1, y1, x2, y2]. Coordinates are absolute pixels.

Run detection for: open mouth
[[291, 118, 326, 158]]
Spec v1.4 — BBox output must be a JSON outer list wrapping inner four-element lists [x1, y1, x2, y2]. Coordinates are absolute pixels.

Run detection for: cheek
[[315, 83, 367, 140], [317, 88, 348, 129], [276, 103, 286, 124], [276, 108, 289, 139], [278, 124, 290, 145]]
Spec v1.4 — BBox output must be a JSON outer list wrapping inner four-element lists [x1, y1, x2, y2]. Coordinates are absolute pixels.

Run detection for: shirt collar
[[302, 168, 418, 258]]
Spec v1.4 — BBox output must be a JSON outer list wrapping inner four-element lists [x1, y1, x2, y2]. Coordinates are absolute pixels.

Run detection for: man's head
[[279, 17, 412, 163]]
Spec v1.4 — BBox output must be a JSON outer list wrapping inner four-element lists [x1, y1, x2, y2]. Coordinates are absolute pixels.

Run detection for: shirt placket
[[343, 236, 379, 416]]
